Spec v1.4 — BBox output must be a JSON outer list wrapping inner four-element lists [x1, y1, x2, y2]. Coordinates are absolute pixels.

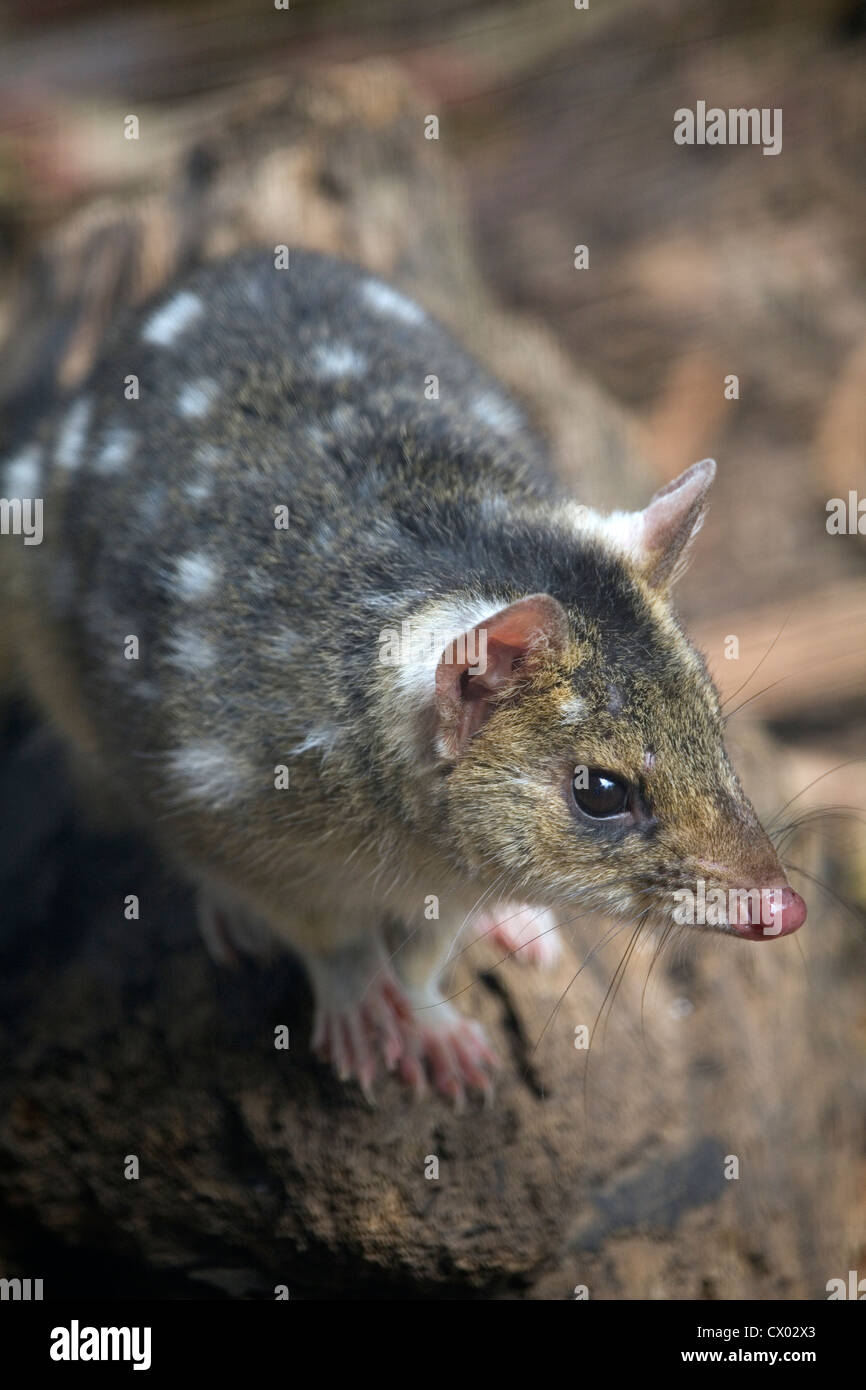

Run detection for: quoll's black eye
[[572, 768, 630, 819]]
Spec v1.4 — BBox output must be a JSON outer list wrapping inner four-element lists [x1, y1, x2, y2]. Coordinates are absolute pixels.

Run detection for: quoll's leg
[[197, 882, 414, 1098], [196, 883, 279, 967], [470, 900, 562, 967], [391, 919, 497, 1107], [196, 883, 496, 1104], [304, 937, 415, 1101]]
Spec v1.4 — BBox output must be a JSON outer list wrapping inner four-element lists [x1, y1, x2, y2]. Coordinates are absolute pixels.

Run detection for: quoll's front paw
[[308, 950, 496, 1105], [311, 966, 413, 1102], [397, 1001, 497, 1109], [471, 901, 562, 968]]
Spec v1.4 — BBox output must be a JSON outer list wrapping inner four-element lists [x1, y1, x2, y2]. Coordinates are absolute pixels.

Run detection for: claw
[[311, 973, 496, 1103], [398, 1003, 496, 1106], [311, 960, 415, 1098]]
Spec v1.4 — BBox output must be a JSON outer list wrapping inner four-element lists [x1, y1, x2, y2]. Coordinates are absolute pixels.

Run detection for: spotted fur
[[2, 249, 795, 1097]]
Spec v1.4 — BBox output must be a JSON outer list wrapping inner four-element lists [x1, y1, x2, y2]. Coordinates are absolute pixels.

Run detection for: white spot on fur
[[3, 446, 42, 496], [289, 729, 333, 756], [167, 741, 247, 807], [313, 344, 366, 379], [329, 404, 358, 435], [267, 627, 300, 659], [172, 552, 218, 601], [552, 500, 592, 534], [195, 444, 224, 466], [184, 478, 213, 503], [363, 589, 426, 613], [184, 445, 223, 502], [478, 496, 508, 522], [177, 378, 218, 420], [166, 626, 216, 672], [55, 398, 92, 471], [389, 596, 511, 706], [471, 391, 522, 435], [596, 510, 644, 554], [560, 695, 587, 722], [142, 291, 203, 347], [95, 427, 136, 475], [361, 279, 425, 325], [303, 423, 329, 452], [554, 500, 643, 560]]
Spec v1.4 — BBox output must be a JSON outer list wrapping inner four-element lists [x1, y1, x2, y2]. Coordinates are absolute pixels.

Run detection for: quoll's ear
[[435, 593, 569, 758], [626, 458, 716, 589]]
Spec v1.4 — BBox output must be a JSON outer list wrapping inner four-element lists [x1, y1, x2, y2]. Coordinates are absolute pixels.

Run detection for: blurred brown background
[[0, 0, 864, 1300]]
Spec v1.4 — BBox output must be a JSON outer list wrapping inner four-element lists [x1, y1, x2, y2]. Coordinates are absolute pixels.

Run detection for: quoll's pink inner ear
[[434, 593, 569, 757]]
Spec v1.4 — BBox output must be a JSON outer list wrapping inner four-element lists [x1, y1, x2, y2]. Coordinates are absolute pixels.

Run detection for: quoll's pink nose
[[732, 885, 807, 941]]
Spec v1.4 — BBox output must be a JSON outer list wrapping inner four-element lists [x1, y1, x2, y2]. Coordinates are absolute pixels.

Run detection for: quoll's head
[[434, 460, 806, 941]]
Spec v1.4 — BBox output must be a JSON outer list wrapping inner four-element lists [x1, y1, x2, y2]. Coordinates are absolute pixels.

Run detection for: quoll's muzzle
[[729, 883, 807, 941]]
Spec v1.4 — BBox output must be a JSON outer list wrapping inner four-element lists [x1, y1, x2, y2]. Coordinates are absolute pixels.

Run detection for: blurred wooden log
[[814, 336, 866, 516], [693, 577, 866, 723]]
